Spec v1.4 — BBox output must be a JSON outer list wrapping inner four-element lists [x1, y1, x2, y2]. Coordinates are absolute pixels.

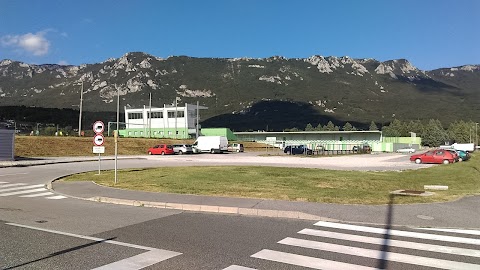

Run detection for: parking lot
[[146, 151, 435, 171]]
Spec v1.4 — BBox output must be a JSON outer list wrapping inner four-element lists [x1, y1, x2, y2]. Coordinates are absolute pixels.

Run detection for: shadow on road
[[376, 193, 395, 269]]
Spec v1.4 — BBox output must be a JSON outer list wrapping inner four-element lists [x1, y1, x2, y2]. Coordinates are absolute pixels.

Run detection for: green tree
[[448, 120, 475, 143], [422, 119, 448, 146], [343, 122, 353, 131], [369, 121, 378, 131], [315, 123, 323, 131], [406, 120, 424, 136], [323, 121, 335, 131], [305, 123, 314, 131]]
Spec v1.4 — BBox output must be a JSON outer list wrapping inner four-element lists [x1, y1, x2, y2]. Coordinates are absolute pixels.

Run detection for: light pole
[[78, 81, 84, 136], [114, 87, 119, 184], [476, 122, 479, 146]]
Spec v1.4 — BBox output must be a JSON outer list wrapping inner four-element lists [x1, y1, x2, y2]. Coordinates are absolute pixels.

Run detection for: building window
[[167, 111, 184, 118], [148, 112, 163, 118], [128, 112, 143, 119]]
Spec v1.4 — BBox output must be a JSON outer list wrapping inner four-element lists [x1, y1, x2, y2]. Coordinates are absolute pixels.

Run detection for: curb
[[88, 196, 334, 221]]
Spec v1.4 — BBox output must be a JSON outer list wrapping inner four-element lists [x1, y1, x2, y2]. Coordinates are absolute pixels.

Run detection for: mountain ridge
[[1, 52, 479, 131]]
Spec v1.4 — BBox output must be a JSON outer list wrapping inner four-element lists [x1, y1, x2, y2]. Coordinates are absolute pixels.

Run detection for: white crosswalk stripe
[[224, 221, 480, 270], [0, 182, 67, 200]]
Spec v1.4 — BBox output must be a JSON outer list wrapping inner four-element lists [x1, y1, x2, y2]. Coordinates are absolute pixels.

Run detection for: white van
[[193, 136, 228, 153]]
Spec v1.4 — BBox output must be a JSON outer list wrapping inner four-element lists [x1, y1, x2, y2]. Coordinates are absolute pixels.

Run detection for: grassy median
[[61, 153, 480, 205]]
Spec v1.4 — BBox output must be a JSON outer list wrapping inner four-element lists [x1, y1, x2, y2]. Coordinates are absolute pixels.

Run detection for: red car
[[410, 149, 456, 164], [147, 144, 175, 155]]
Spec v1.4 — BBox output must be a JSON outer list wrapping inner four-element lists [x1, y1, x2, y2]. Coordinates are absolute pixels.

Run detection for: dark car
[[409, 149, 456, 164], [445, 149, 470, 162], [284, 145, 313, 155]]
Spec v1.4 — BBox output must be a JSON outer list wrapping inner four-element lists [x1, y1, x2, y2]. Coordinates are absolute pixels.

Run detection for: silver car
[[172, 144, 193, 154]]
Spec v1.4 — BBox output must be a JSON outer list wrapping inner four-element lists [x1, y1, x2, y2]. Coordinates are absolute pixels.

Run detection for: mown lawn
[[61, 153, 480, 205]]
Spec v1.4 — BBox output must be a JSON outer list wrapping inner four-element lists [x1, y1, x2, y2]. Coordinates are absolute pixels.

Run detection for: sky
[[0, 0, 478, 70]]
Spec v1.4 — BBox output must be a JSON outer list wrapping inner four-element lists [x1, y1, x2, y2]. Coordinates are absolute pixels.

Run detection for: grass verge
[[61, 154, 480, 205]]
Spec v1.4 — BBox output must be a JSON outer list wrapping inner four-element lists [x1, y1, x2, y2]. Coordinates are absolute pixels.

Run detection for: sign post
[[93, 121, 105, 175]]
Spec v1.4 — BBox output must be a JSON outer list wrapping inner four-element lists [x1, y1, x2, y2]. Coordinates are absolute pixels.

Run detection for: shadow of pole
[[4, 237, 117, 270], [377, 193, 395, 269]]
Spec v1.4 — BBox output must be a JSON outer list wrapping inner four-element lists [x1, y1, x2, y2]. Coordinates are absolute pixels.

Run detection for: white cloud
[[1, 31, 51, 56]]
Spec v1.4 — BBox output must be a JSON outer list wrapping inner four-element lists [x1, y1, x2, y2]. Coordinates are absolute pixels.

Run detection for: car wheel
[[210, 149, 215, 154], [458, 157, 463, 162], [178, 150, 183, 155], [148, 151, 152, 155], [236, 149, 240, 153], [161, 151, 165, 155], [415, 158, 422, 164], [443, 159, 450, 164], [286, 151, 291, 155]]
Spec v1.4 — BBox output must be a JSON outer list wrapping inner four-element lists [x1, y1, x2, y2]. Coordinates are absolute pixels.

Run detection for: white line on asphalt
[[0, 173, 28, 177], [0, 188, 46, 196], [417, 227, 480, 236], [20, 192, 54, 197], [279, 237, 479, 270], [6, 223, 182, 270], [0, 181, 8, 183], [0, 184, 43, 193], [0, 183, 27, 188], [45, 195, 67, 200], [299, 228, 480, 258], [222, 265, 257, 270], [251, 249, 376, 270], [314, 221, 480, 245], [91, 249, 181, 270]]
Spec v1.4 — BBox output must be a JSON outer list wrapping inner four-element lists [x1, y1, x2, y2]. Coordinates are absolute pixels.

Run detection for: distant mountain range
[[0, 52, 479, 131]]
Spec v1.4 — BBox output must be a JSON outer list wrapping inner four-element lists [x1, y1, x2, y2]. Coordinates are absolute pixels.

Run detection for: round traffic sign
[[93, 134, 104, 146], [93, 121, 105, 134]]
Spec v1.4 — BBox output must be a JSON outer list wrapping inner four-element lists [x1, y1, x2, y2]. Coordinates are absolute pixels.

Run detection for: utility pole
[[476, 122, 479, 146], [196, 100, 199, 138], [78, 81, 84, 136], [174, 97, 177, 139], [114, 87, 119, 184], [149, 92, 152, 138]]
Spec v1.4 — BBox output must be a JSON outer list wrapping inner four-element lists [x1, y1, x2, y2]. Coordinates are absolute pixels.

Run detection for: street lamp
[[78, 81, 84, 136], [476, 122, 479, 146]]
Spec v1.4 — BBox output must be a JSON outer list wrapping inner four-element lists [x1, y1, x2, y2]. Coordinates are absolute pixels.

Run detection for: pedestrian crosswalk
[[224, 220, 480, 270], [0, 182, 67, 200]]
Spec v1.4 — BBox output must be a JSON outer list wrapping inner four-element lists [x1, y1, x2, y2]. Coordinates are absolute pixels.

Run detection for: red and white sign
[[93, 134, 104, 146], [93, 121, 105, 134]]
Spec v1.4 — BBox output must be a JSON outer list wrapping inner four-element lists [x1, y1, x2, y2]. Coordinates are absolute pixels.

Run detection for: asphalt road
[[1, 154, 479, 269]]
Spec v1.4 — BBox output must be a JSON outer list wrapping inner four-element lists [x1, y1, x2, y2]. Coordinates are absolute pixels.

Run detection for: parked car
[[409, 149, 456, 164], [352, 144, 371, 153], [172, 144, 193, 155], [284, 145, 313, 155], [147, 144, 175, 155], [227, 143, 244, 152], [396, 147, 416, 154], [445, 149, 470, 162]]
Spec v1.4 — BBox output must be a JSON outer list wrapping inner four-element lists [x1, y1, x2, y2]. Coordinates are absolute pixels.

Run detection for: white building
[[119, 103, 207, 139]]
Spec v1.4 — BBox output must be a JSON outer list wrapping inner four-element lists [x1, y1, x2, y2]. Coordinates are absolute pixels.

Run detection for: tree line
[[285, 119, 479, 146]]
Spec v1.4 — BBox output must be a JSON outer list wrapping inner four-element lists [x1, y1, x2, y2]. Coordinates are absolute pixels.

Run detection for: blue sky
[[1, 0, 478, 70]]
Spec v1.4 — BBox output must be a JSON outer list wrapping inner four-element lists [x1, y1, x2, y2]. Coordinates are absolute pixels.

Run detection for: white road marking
[[0, 184, 43, 193], [222, 265, 257, 270], [0, 181, 8, 183], [20, 192, 54, 197], [45, 195, 67, 200], [6, 223, 181, 270], [314, 221, 480, 245], [417, 227, 480, 236], [0, 173, 28, 177], [299, 228, 480, 258], [279, 237, 479, 270], [0, 188, 46, 196], [91, 249, 181, 270], [0, 183, 27, 188], [252, 249, 376, 270]]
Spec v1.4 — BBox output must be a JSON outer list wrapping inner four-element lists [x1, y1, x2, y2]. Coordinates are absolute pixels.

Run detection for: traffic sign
[[93, 146, 105, 154], [93, 134, 104, 146], [93, 121, 105, 134]]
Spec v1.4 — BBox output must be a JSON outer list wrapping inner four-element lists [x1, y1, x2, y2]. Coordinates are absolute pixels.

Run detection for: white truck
[[193, 136, 228, 153], [451, 143, 475, 152]]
